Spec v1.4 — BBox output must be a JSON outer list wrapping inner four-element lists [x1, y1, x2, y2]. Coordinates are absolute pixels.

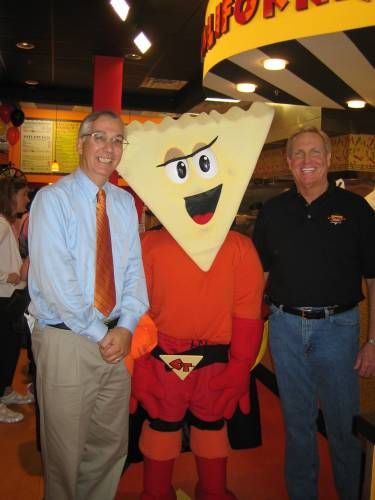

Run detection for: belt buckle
[[326, 306, 336, 316], [301, 308, 312, 319]]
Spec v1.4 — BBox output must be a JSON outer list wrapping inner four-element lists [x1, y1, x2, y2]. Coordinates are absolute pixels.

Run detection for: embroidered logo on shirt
[[328, 214, 346, 225]]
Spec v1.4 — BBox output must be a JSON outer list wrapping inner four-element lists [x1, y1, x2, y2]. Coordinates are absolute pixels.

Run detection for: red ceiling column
[[93, 55, 124, 184], [93, 55, 123, 113], [92, 55, 144, 220]]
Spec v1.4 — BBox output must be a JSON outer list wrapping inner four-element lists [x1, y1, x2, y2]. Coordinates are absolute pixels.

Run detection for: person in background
[[253, 126, 375, 500], [13, 204, 41, 450], [28, 110, 148, 500], [14, 206, 38, 373], [0, 174, 33, 424]]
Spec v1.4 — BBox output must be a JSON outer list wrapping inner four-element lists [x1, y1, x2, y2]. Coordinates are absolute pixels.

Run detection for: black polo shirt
[[253, 182, 375, 307]]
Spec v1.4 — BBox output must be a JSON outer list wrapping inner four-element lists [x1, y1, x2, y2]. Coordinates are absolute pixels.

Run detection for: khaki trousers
[[32, 323, 130, 500]]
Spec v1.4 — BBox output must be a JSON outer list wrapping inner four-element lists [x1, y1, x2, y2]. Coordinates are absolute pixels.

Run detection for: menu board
[[55, 120, 80, 172], [20, 119, 54, 172], [21, 118, 80, 173]]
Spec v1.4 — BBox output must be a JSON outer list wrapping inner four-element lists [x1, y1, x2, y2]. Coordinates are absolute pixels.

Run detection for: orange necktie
[[94, 189, 116, 317]]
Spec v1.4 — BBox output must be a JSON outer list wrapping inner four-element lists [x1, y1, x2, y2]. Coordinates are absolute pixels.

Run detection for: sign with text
[[55, 120, 80, 172], [21, 118, 79, 173], [203, 0, 374, 77], [20, 119, 54, 173]]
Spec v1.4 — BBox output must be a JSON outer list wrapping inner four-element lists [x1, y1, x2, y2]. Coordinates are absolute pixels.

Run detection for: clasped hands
[[99, 326, 131, 364]]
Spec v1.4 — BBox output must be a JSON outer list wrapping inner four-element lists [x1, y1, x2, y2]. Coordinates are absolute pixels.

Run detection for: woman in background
[[0, 174, 33, 423]]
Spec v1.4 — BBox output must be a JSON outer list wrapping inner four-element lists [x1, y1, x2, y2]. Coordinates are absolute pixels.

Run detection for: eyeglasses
[[0, 163, 27, 180], [81, 131, 129, 148]]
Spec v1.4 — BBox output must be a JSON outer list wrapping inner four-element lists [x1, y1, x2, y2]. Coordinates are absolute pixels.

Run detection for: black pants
[[0, 296, 23, 396]]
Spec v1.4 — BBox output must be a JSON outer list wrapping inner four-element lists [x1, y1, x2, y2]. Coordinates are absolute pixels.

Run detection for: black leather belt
[[270, 301, 356, 319], [48, 317, 119, 330]]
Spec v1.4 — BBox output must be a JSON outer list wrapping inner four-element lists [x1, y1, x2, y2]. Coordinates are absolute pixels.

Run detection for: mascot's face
[[118, 102, 274, 271]]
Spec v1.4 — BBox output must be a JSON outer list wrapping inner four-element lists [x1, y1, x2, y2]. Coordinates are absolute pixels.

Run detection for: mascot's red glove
[[130, 352, 165, 419], [209, 318, 263, 419]]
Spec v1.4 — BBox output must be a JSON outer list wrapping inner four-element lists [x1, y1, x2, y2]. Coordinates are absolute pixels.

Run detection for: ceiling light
[[16, 41, 35, 50], [263, 58, 288, 71], [347, 99, 366, 109], [25, 80, 39, 86], [205, 97, 240, 103], [110, 0, 129, 21], [236, 83, 257, 93], [134, 32, 152, 54]]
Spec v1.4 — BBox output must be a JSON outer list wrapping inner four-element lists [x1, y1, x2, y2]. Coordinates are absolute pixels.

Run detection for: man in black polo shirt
[[253, 126, 375, 500]]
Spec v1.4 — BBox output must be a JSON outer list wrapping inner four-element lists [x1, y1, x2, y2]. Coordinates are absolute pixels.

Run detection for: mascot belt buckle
[[159, 354, 204, 381]]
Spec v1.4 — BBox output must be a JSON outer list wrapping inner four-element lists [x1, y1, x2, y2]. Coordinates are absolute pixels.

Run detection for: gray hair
[[286, 126, 331, 159], [78, 110, 125, 138]]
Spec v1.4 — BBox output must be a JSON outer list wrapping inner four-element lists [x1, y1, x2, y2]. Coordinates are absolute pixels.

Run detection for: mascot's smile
[[184, 184, 222, 225]]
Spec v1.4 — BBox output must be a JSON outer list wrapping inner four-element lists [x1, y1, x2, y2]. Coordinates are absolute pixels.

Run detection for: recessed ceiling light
[[205, 97, 240, 103], [125, 52, 142, 61], [134, 32, 152, 54], [25, 80, 39, 86], [16, 41, 35, 50], [263, 58, 288, 71], [236, 83, 257, 93], [346, 99, 366, 109], [110, 0, 129, 21]]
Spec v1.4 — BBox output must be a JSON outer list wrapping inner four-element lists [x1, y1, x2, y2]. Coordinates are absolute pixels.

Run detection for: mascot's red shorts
[[144, 332, 230, 424]]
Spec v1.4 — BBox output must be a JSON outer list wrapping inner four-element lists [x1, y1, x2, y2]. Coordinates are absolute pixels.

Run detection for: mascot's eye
[[165, 159, 189, 184], [193, 148, 218, 179]]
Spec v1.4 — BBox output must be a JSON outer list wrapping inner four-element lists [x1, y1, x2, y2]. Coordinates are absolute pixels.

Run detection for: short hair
[[286, 126, 331, 159], [0, 176, 28, 222], [78, 110, 125, 138]]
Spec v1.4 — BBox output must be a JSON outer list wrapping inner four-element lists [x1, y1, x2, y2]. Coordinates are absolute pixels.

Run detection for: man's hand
[[99, 326, 132, 364], [354, 341, 375, 378], [7, 272, 20, 285]]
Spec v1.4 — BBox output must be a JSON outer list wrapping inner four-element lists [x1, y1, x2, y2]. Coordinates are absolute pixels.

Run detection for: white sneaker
[[1, 389, 34, 405], [0, 403, 24, 423]]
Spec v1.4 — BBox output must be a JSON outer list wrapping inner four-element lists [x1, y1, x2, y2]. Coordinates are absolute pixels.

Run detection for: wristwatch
[[368, 338, 375, 346]]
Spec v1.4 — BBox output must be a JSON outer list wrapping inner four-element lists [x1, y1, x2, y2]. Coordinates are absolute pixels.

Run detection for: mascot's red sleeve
[[209, 230, 264, 418]]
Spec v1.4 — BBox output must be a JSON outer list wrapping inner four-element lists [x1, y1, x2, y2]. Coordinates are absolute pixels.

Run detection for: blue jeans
[[269, 305, 361, 500]]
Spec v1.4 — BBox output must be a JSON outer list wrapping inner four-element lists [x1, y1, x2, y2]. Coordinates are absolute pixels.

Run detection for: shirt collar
[[74, 167, 110, 201], [290, 180, 334, 204]]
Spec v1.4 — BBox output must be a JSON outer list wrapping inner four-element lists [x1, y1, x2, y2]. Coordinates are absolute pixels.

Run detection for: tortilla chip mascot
[[118, 102, 274, 499]]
